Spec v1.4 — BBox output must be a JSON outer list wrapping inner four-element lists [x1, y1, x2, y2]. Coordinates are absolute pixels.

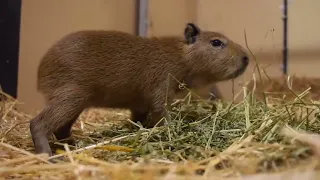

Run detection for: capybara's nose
[[242, 56, 249, 66]]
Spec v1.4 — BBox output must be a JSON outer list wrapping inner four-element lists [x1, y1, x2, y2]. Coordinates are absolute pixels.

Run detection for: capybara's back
[[37, 30, 188, 107], [38, 31, 152, 98]]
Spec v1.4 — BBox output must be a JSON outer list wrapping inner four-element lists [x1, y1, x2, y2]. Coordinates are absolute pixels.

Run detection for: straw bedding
[[1, 75, 320, 180]]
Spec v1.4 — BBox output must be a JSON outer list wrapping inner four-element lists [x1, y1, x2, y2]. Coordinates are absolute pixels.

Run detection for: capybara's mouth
[[229, 63, 248, 79]]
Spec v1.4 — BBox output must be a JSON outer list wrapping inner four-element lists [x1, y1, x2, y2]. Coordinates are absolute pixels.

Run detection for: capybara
[[30, 23, 249, 156]]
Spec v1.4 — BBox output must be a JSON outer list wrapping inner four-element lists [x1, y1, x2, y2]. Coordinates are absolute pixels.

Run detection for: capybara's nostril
[[242, 56, 249, 65]]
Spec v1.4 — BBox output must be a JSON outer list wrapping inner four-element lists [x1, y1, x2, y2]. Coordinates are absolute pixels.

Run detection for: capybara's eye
[[210, 39, 223, 47]]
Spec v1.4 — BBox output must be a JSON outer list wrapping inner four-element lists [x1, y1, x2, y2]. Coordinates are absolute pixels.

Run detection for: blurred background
[[1, 0, 320, 114]]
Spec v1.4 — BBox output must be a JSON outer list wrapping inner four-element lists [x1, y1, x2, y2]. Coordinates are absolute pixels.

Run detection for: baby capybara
[[30, 23, 249, 156]]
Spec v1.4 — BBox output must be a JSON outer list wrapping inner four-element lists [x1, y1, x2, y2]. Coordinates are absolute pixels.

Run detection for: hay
[[1, 32, 320, 179], [2, 78, 320, 180], [248, 75, 320, 102]]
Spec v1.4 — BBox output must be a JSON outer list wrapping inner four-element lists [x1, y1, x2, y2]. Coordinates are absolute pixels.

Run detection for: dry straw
[[1, 72, 320, 179]]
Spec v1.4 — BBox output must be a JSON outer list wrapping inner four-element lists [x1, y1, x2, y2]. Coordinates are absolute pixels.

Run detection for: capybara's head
[[183, 23, 249, 82]]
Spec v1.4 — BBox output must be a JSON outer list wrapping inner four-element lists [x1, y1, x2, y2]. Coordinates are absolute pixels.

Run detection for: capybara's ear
[[184, 23, 200, 44]]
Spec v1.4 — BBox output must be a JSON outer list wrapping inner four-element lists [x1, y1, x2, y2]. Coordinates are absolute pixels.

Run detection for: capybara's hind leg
[[53, 112, 82, 145], [30, 88, 87, 155], [30, 106, 55, 156]]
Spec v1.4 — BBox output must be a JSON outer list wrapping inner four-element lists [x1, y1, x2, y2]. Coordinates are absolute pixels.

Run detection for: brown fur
[[29, 23, 249, 156]]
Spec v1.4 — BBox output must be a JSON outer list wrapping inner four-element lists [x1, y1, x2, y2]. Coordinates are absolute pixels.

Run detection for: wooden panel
[[196, 0, 320, 101], [17, 0, 136, 114], [147, 0, 197, 36]]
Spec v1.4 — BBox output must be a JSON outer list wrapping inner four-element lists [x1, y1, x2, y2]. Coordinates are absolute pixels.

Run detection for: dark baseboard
[[0, 0, 22, 98]]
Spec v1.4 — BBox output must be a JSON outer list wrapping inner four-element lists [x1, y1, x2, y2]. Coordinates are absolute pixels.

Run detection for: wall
[[147, 0, 197, 36], [17, 0, 136, 114], [196, 0, 320, 101], [17, 0, 320, 113], [17, 0, 197, 114]]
